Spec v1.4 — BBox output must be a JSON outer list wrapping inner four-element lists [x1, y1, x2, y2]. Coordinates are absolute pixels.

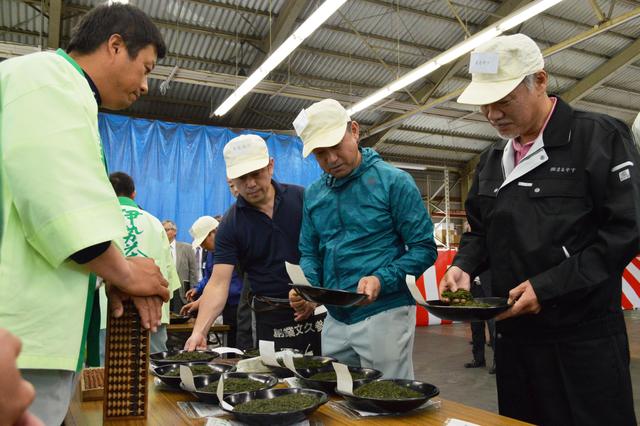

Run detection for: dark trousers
[[495, 318, 636, 425], [170, 288, 185, 314], [470, 319, 495, 364], [222, 303, 238, 348], [235, 278, 254, 350], [470, 271, 495, 364]]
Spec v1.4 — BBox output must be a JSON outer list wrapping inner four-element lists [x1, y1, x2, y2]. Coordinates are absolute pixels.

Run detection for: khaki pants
[[321, 305, 416, 379], [20, 369, 78, 426]]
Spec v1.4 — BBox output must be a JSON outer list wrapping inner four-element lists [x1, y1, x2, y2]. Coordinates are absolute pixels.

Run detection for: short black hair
[[109, 172, 135, 197], [67, 3, 166, 60]]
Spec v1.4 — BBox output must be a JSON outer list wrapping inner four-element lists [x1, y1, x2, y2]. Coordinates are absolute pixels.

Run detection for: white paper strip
[[285, 262, 312, 286], [333, 362, 353, 395], [212, 346, 244, 356], [180, 365, 197, 392], [469, 52, 499, 74], [216, 375, 234, 411], [236, 357, 271, 373], [406, 275, 427, 305], [190, 401, 225, 417], [282, 350, 298, 374], [314, 305, 328, 316], [444, 419, 481, 426], [259, 340, 280, 367]]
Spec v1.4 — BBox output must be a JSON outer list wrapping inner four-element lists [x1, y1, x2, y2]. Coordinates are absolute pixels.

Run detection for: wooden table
[[66, 374, 531, 426]]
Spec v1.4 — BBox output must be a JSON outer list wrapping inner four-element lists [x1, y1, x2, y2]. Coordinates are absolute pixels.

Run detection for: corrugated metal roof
[[0, 0, 46, 34], [584, 87, 640, 112], [2, 0, 640, 170], [604, 66, 640, 93]]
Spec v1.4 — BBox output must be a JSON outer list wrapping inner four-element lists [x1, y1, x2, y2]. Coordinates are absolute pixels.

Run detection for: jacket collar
[[492, 96, 572, 189], [324, 147, 380, 189], [541, 96, 572, 148], [118, 196, 139, 208], [490, 96, 573, 155], [56, 48, 102, 106]]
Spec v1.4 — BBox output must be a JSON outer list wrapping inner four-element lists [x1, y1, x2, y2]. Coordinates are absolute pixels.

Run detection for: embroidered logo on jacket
[[549, 167, 576, 173]]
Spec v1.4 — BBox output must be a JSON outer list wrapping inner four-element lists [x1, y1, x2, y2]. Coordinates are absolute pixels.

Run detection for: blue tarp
[[99, 113, 323, 242]]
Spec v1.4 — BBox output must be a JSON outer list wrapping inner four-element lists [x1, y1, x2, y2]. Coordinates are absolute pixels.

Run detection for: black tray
[[267, 355, 336, 379], [290, 284, 367, 307], [222, 387, 328, 426], [150, 349, 219, 366], [296, 365, 382, 394], [152, 362, 234, 389], [180, 372, 278, 404], [169, 314, 191, 324], [336, 379, 439, 413], [422, 297, 510, 322]]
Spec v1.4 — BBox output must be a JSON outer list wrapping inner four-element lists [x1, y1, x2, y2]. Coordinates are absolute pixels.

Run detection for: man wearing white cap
[[183, 215, 244, 348], [290, 99, 437, 379], [184, 135, 323, 353], [440, 34, 638, 424], [186, 215, 220, 299]]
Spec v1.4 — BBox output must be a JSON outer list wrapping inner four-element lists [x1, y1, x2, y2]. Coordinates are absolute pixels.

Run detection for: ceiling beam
[[561, 36, 640, 103], [224, 0, 307, 125], [47, 0, 62, 49], [382, 139, 484, 155], [379, 153, 464, 171]]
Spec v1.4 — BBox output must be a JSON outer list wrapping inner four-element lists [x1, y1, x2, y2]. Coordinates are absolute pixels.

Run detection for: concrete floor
[[411, 310, 640, 415]]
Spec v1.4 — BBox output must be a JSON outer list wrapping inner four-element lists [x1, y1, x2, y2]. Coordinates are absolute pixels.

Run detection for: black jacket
[[453, 98, 640, 336]]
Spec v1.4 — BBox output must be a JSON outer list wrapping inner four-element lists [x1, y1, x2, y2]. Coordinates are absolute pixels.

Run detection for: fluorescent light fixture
[[389, 161, 428, 171], [214, 0, 347, 116], [347, 0, 563, 115]]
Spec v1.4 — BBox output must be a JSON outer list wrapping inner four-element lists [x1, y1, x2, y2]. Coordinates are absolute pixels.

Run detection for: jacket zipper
[[333, 187, 345, 289]]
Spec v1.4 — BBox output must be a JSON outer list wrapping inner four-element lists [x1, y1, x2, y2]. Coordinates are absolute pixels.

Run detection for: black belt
[[250, 293, 291, 313]]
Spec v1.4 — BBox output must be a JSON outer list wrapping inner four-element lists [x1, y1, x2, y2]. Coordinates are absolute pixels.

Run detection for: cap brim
[[191, 236, 205, 249], [226, 157, 269, 179], [302, 125, 346, 158], [457, 77, 524, 105]]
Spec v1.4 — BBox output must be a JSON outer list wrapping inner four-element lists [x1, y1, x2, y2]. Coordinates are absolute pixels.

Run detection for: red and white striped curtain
[[416, 250, 640, 326]]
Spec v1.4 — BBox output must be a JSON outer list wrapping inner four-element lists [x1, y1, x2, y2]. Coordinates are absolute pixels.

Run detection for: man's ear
[[351, 121, 360, 144], [107, 34, 125, 58], [536, 70, 548, 93]]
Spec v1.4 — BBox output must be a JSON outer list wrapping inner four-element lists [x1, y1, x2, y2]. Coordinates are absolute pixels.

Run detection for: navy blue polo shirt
[[214, 180, 304, 298]]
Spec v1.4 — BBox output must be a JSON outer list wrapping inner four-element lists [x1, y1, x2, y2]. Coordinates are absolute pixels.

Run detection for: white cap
[[458, 34, 544, 105], [189, 216, 219, 248], [632, 112, 640, 150], [224, 135, 269, 179], [293, 99, 351, 158]]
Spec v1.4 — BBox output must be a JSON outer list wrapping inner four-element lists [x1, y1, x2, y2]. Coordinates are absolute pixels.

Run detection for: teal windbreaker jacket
[[299, 148, 437, 324]]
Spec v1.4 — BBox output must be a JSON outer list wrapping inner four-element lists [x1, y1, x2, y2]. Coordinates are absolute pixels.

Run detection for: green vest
[[100, 197, 180, 329]]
